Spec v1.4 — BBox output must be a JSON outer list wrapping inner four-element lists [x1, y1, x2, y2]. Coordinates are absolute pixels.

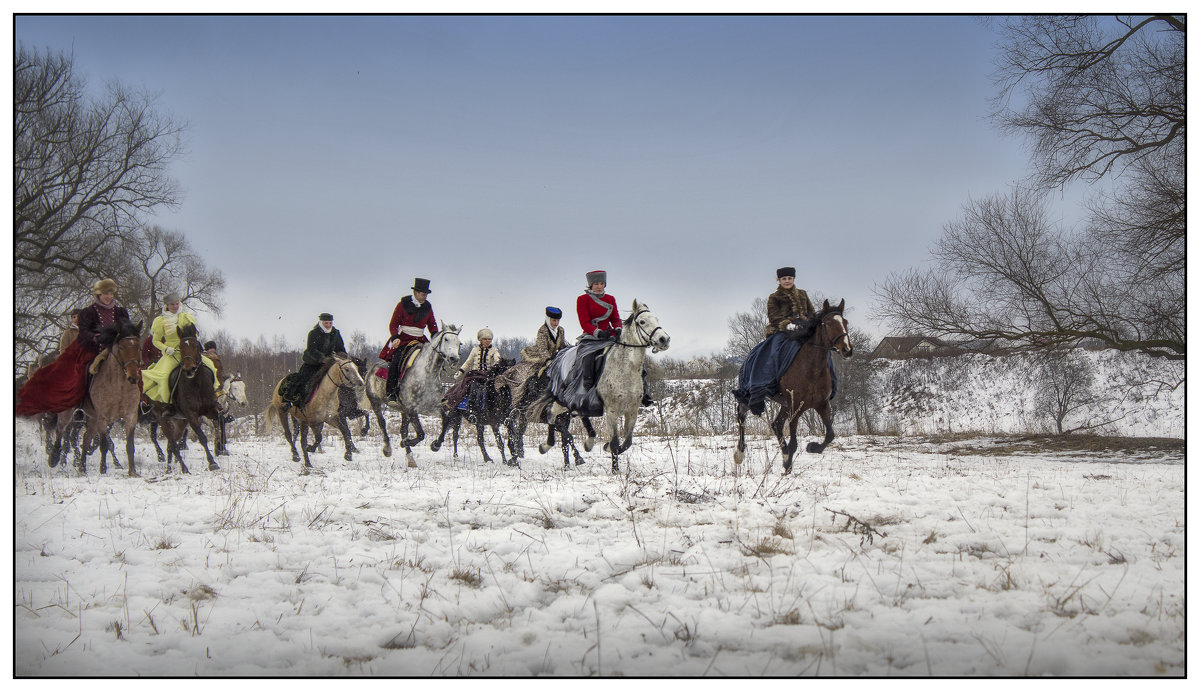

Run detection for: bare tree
[[724, 297, 767, 361], [119, 225, 226, 329], [876, 16, 1184, 364], [14, 44, 185, 368], [1034, 349, 1099, 434]]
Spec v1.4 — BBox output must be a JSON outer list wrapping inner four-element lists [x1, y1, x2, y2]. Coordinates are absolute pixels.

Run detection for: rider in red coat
[[381, 278, 439, 398], [577, 270, 622, 338]]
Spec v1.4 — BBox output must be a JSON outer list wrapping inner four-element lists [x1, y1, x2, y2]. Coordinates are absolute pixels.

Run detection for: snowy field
[[12, 414, 1185, 677]]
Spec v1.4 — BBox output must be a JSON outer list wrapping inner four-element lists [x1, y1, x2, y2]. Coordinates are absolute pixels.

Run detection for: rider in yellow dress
[[141, 293, 220, 404]]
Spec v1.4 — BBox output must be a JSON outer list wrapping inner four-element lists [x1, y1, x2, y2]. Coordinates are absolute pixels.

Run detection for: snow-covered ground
[[13, 415, 1184, 676]]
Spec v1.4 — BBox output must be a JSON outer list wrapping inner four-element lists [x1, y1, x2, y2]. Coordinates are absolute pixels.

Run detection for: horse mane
[[178, 322, 198, 339], [98, 319, 142, 348], [313, 351, 347, 381], [784, 302, 844, 343]]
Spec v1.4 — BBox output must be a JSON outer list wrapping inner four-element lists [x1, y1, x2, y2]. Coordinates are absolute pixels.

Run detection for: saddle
[[375, 342, 422, 381]]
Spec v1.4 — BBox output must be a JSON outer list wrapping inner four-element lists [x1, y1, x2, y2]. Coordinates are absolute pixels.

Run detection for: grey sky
[[15, 15, 1051, 359]]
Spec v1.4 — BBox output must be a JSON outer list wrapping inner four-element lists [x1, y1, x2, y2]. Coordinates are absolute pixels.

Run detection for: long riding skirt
[[15, 341, 96, 416]]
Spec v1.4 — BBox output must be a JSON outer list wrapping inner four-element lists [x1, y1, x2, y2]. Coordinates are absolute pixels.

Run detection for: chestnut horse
[[734, 299, 853, 473], [73, 320, 144, 476]]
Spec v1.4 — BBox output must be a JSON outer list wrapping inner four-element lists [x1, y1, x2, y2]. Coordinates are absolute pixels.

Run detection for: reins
[[618, 307, 664, 349]]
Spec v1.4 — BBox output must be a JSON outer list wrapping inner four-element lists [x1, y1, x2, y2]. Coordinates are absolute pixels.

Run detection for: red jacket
[[577, 292, 621, 336], [379, 296, 439, 360]]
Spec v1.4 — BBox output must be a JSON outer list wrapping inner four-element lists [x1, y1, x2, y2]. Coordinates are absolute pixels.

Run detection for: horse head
[[623, 300, 671, 353], [816, 299, 853, 358], [331, 352, 365, 389], [109, 320, 144, 385], [434, 325, 462, 367], [224, 374, 249, 406], [177, 323, 205, 378]]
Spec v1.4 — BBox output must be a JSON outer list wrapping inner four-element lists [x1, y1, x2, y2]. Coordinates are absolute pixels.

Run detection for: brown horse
[[734, 299, 853, 473], [73, 320, 144, 476], [153, 324, 222, 474], [264, 352, 364, 474]]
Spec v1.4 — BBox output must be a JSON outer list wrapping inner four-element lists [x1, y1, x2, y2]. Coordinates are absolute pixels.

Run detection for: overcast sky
[[15, 15, 1062, 359]]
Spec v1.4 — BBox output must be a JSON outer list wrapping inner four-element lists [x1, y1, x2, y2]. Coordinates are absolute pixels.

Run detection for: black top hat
[[318, 312, 334, 321], [412, 278, 432, 294]]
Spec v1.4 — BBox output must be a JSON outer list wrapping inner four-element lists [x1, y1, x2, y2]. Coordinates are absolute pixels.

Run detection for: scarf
[[320, 323, 333, 334], [585, 290, 613, 326], [161, 308, 180, 335]]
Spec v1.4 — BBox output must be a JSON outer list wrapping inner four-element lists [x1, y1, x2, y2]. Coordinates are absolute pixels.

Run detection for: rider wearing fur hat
[[381, 278, 439, 398], [456, 328, 502, 379], [574, 270, 652, 405], [16, 278, 134, 416], [765, 267, 817, 337], [280, 312, 347, 408]]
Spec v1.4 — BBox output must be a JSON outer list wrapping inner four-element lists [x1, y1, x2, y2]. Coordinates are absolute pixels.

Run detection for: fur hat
[[203, 341, 218, 352], [586, 270, 606, 286], [412, 278, 432, 294], [545, 306, 562, 319], [92, 278, 118, 295], [318, 312, 334, 321], [477, 328, 493, 341], [776, 267, 796, 279], [163, 292, 181, 305]]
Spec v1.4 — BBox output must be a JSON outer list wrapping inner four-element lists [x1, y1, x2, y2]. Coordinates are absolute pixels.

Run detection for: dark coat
[[765, 286, 816, 337], [77, 301, 132, 353], [380, 296, 439, 360], [303, 324, 346, 366]]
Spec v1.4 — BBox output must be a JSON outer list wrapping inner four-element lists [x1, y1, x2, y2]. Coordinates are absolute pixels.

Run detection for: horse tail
[[528, 390, 553, 424], [261, 404, 277, 435]]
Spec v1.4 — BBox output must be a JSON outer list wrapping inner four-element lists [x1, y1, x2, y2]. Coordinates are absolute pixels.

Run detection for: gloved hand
[[612, 327, 623, 339], [595, 329, 611, 339], [164, 346, 177, 355], [785, 323, 798, 332]]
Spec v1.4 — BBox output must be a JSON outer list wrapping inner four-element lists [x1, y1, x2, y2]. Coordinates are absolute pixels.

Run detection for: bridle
[[179, 336, 203, 377], [326, 356, 363, 389], [817, 311, 851, 352], [114, 335, 142, 375], [620, 306, 666, 350], [429, 329, 460, 367]]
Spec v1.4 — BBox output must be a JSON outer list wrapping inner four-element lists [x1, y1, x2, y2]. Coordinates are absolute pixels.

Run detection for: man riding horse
[[280, 312, 347, 410], [381, 277, 439, 402]]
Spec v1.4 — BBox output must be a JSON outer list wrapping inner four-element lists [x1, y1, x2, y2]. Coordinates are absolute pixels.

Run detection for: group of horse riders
[[16, 278, 230, 422], [15, 266, 835, 433]]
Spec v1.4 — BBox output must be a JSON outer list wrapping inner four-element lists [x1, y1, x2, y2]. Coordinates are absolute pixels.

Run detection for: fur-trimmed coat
[[765, 286, 816, 337], [577, 292, 621, 336], [495, 321, 567, 405], [456, 343, 501, 380]]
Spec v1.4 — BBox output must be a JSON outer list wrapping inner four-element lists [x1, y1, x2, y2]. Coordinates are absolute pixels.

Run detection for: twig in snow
[[822, 506, 887, 545]]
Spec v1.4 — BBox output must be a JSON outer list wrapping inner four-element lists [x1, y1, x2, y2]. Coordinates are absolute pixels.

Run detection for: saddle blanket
[[545, 339, 612, 418]]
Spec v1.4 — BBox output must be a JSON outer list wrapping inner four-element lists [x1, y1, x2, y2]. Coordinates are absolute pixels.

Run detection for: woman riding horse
[[576, 270, 652, 406], [17, 278, 133, 416], [495, 306, 567, 407], [141, 292, 220, 405], [441, 328, 501, 411], [733, 267, 838, 414]]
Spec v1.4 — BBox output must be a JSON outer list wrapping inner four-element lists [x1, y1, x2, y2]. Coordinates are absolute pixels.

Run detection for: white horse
[[531, 300, 670, 473], [213, 373, 248, 456], [363, 326, 461, 468]]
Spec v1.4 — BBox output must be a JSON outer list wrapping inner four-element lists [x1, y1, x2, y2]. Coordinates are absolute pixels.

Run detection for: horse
[[530, 300, 670, 474], [264, 352, 365, 474], [431, 358, 516, 464], [152, 324, 223, 474], [734, 299, 853, 473], [70, 320, 145, 476], [363, 326, 462, 468], [213, 373, 248, 455]]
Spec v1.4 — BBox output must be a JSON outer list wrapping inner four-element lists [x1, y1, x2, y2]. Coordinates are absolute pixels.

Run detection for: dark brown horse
[[153, 324, 221, 474], [734, 299, 853, 473], [431, 358, 517, 464]]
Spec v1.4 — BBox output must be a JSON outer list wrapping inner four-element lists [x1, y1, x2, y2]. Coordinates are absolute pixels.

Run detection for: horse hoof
[[430, 441, 442, 452], [208, 462, 220, 471], [734, 450, 745, 464], [805, 442, 823, 454], [113, 460, 124, 469], [299, 466, 310, 476], [584, 438, 596, 452], [344, 452, 353, 461], [128, 470, 140, 478], [383, 445, 392, 457], [503, 460, 520, 468], [407, 458, 417, 469], [538, 443, 550, 454]]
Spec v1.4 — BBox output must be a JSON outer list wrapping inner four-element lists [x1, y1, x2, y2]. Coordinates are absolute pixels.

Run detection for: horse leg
[[280, 409, 301, 462], [770, 406, 799, 473], [451, 416, 461, 458], [492, 423, 512, 467], [334, 414, 354, 462], [373, 402, 392, 457], [124, 418, 139, 478], [186, 415, 218, 471], [476, 420, 493, 463], [582, 414, 597, 452], [149, 417, 166, 462], [307, 421, 324, 454], [734, 403, 750, 464], [401, 411, 418, 468], [805, 402, 835, 455], [557, 416, 573, 470], [215, 416, 229, 456], [430, 410, 450, 452], [298, 422, 314, 474]]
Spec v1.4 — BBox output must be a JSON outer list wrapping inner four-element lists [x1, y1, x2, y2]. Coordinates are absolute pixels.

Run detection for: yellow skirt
[[141, 353, 220, 403]]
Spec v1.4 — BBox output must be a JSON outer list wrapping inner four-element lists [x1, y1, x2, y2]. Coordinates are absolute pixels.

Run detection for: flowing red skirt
[[15, 341, 95, 416]]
